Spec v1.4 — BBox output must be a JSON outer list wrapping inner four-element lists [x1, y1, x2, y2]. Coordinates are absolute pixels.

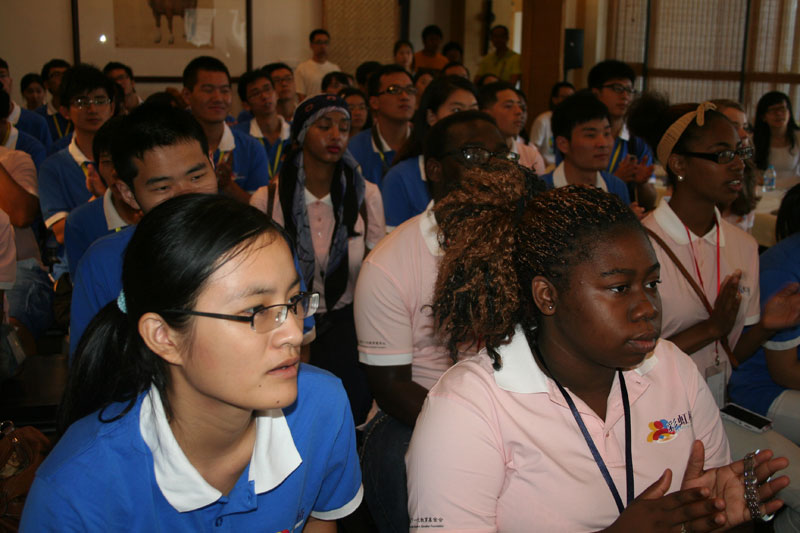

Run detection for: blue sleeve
[[20, 110, 53, 151], [64, 212, 89, 280], [761, 265, 800, 345], [38, 156, 67, 222], [20, 475, 88, 532], [69, 238, 124, 358], [539, 172, 555, 189], [233, 135, 270, 191], [604, 173, 631, 204], [382, 166, 415, 227], [237, 109, 253, 123], [18, 133, 46, 170], [310, 377, 362, 517]]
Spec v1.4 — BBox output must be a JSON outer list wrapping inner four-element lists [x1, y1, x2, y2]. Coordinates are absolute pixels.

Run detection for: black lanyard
[[536, 344, 634, 514]]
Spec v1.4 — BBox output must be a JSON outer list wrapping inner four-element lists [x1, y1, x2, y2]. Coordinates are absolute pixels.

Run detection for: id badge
[[705, 360, 728, 408]]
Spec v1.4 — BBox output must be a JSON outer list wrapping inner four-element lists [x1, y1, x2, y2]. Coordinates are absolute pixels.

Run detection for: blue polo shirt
[[382, 155, 431, 230], [540, 162, 631, 204], [729, 232, 800, 416], [347, 127, 396, 187], [70, 225, 316, 357], [64, 191, 128, 279], [7, 127, 46, 169], [48, 131, 72, 156], [213, 124, 271, 192], [35, 103, 72, 142], [233, 117, 291, 181], [13, 105, 52, 150], [21, 364, 362, 531]]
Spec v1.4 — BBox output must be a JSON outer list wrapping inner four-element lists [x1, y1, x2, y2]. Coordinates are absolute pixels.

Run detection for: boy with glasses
[[348, 64, 416, 186], [38, 64, 114, 279], [587, 59, 657, 209], [295, 29, 341, 100]]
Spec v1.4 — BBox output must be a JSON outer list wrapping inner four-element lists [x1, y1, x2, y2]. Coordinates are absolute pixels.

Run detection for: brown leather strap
[[646, 227, 738, 368]]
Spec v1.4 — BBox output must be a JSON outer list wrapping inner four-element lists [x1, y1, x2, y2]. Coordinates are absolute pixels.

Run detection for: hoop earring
[[677, 175, 685, 182]]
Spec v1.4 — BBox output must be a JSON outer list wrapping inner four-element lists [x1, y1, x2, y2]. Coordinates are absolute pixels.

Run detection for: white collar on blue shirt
[[3, 126, 18, 150], [417, 154, 427, 182], [493, 325, 658, 394], [68, 133, 91, 166], [249, 115, 291, 142], [218, 123, 236, 152], [7, 101, 21, 125], [619, 123, 631, 142], [139, 386, 302, 513], [418, 201, 442, 256], [651, 198, 726, 247], [102, 188, 128, 231], [552, 161, 608, 191], [369, 122, 410, 154]]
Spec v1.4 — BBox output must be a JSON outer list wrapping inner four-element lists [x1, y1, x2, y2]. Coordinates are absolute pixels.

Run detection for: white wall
[[0, 0, 323, 111], [1, 0, 75, 104], [409, 0, 453, 53]]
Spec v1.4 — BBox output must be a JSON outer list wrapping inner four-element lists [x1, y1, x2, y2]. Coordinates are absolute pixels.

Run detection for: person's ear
[[531, 276, 558, 316], [369, 95, 380, 113], [425, 157, 442, 184], [138, 312, 186, 366], [116, 180, 142, 211], [667, 153, 687, 179], [181, 86, 192, 106], [591, 87, 600, 97], [555, 135, 570, 156], [59, 105, 70, 121]]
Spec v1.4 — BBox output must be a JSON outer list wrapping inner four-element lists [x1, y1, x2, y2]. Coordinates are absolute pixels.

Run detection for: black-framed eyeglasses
[[602, 83, 637, 96], [165, 292, 319, 333], [71, 96, 112, 109], [442, 146, 520, 166], [378, 85, 417, 96], [679, 146, 753, 164]]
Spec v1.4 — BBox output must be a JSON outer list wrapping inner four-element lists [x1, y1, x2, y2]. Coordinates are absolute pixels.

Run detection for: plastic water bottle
[[763, 165, 777, 192]]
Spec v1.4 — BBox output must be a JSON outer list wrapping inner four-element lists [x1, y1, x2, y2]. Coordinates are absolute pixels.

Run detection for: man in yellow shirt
[[475, 25, 521, 86]]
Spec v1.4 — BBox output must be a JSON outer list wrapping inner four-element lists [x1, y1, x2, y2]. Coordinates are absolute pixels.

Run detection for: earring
[[548, 305, 553, 310], [677, 175, 685, 182]]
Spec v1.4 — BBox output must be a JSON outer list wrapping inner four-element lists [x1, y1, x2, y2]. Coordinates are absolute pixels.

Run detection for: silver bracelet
[[743, 452, 761, 521]]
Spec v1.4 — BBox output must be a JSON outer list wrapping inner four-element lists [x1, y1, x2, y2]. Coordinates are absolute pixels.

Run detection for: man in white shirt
[[294, 29, 340, 100]]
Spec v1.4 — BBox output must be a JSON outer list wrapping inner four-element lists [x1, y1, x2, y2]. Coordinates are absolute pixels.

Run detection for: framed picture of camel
[[71, 0, 252, 82]]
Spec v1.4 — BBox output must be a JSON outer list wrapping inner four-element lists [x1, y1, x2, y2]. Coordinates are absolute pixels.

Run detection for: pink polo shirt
[[406, 332, 730, 532], [0, 210, 16, 323], [513, 137, 546, 176], [642, 200, 760, 382], [250, 179, 385, 314], [354, 204, 453, 391]]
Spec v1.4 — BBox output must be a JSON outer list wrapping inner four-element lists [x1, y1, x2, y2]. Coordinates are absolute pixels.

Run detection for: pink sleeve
[[363, 181, 385, 249], [530, 145, 546, 176], [0, 211, 16, 289], [406, 368, 505, 532], [354, 259, 413, 366], [248, 185, 269, 213]]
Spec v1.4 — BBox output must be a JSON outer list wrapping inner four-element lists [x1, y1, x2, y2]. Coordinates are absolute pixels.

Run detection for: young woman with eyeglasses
[[630, 93, 800, 531], [753, 91, 800, 190], [406, 177, 789, 531], [21, 194, 362, 531]]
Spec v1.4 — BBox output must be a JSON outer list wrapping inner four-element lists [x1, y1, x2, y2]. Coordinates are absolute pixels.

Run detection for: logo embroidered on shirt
[[647, 411, 692, 443]]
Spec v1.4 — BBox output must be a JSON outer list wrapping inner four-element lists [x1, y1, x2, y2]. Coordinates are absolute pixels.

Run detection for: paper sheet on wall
[[185, 8, 214, 47]]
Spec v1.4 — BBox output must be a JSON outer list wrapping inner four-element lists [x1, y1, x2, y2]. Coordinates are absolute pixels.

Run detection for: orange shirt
[[414, 51, 448, 71]]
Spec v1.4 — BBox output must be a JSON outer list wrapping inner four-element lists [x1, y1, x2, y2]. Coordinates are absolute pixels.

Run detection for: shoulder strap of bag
[[266, 180, 277, 219], [645, 227, 738, 368]]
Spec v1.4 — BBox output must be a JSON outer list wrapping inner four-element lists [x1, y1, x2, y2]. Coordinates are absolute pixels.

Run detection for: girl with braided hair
[[406, 178, 789, 531]]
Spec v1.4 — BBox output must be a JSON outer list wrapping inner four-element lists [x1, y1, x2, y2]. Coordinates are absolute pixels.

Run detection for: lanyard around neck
[[536, 343, 634, 514], [258, 137, 284, 179], [53, 114, 72, 138]]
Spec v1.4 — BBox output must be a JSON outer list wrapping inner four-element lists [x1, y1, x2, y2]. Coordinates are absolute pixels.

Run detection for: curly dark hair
[[432, 181, 642, 369]]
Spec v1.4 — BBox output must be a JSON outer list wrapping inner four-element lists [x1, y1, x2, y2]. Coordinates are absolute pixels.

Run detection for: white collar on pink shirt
[[552, 162, 607, 191], [139, 386, 302, 512], [651, 198, 726, 247], [493, 325, 659, 394], [304, 186, 333, 207], [419, 202, 442, 256]]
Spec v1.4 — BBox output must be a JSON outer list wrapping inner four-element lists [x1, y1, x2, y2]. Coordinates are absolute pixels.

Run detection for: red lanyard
[[685, 220, 722, 364]]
